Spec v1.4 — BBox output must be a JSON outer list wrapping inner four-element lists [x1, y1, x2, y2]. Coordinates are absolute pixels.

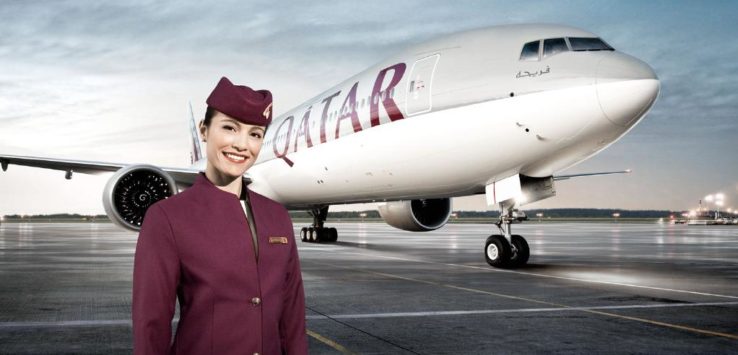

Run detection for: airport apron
[[132, 172, 308, 355]]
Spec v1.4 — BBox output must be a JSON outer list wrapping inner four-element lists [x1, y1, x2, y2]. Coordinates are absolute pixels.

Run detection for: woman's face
[[200, 111, 265, 179]]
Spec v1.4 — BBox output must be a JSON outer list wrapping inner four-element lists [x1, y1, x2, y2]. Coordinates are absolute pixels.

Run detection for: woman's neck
[[204, 166, 242, 197]]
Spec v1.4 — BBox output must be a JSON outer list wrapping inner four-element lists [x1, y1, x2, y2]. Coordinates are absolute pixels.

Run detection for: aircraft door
[[406, 54, 440, 116]]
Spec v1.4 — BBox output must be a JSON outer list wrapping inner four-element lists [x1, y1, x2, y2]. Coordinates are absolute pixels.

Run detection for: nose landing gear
[[300, 206, 338, 243], [484, 201, 530, 268]]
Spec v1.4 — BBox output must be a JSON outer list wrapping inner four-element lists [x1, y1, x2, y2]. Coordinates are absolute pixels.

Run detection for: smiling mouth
[[222, 152, 248, 164]]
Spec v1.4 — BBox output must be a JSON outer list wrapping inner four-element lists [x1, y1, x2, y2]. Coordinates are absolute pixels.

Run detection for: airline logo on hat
[[263, 103, 272, 120]]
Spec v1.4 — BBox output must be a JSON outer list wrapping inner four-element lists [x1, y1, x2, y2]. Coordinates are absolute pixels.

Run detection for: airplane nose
[[596, 54, 660, 127]]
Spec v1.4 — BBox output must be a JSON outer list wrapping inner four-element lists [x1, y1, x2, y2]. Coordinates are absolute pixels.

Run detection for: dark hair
[[203, 106, 217, 127]]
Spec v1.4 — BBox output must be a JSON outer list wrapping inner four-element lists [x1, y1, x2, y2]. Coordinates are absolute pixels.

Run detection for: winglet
[[188, 101, 204, 164]]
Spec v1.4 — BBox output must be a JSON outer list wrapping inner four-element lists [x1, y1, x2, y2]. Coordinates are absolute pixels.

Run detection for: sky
[[1, 0, 737, 215]]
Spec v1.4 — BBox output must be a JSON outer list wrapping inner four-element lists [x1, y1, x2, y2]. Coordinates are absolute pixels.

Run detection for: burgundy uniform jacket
[[132, 173, 308, 355]]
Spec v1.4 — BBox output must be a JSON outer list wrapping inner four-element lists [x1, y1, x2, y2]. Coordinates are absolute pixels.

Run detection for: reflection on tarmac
[[0, 222, 736, 354]]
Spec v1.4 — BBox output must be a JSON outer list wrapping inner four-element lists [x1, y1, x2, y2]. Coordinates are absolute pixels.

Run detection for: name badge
[[268, 236, 289, 245]]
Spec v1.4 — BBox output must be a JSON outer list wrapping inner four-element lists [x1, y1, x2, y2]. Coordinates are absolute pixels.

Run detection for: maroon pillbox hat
[[206, 77, 272, 126]]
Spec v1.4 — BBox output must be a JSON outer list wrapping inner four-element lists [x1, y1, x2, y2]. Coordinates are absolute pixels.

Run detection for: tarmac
[[0, 221, 737, 354]]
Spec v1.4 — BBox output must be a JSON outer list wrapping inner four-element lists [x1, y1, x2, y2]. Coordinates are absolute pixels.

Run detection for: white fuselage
[[224, 25, 658, 209]]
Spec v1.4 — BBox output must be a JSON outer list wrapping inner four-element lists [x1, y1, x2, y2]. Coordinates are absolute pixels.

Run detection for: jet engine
[[377, 198, 452, 232], [102, 165, 178, 231]]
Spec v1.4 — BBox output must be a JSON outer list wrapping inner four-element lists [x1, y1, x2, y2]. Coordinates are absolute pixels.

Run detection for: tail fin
[[188, 101, 204, 164]]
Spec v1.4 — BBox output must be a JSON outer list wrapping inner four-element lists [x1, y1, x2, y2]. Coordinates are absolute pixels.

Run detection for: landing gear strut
[[300, 206, 338, 243], [484, 201, 530, 268]]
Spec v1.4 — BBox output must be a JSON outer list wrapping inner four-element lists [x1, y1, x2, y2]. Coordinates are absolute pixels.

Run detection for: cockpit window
[[543, 38, 568, 58], [519, 36, 616, 61], [568, 37, 614, 51], [519, 40, 540, 61]]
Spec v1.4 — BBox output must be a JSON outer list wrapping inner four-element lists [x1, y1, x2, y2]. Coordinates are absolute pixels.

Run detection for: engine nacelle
[[103, 165, 178, 231], [377, 198, 452, 232]]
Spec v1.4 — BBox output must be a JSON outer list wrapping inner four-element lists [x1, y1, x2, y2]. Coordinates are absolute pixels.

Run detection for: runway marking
[[305, 301, 738, 320], [307, 329, 357, 355], [322, 249, 738, 300], [3, 301, 736, 329], [307, 306, 423, 354], [306, 260, 738, 341], [475, 265, 738, 300], [583, 309, 738, 341]]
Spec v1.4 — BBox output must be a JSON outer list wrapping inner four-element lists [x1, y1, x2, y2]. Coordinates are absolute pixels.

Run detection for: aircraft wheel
[[329, 228, 338, 242], [484, 234, 511, 268], [308, 227, 316, 242], [509, 235, 530, 267], [300, 227, 308, 242], [315, 228, 326, 243]]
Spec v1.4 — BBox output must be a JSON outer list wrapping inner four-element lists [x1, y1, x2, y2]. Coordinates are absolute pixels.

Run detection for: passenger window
[[568, 37, 614, 51], [519, 40, 540, 61], [543, 38, 568, 58]]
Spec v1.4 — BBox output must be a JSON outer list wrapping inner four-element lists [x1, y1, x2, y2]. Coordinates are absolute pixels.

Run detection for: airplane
[[0, 24, 659, 268]]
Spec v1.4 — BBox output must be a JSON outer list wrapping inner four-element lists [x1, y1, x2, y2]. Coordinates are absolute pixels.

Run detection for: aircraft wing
[[553, 169, 632, 181], [0, 154, 201, 187]]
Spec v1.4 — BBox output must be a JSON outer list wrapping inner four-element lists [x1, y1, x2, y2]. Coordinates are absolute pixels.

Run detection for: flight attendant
[[132, 77, 308, 355]]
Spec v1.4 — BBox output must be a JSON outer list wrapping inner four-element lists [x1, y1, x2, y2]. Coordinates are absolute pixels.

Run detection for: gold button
[[251, 297, 261, 305]]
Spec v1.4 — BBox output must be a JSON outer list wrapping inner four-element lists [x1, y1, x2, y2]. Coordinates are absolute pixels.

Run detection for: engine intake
[[103, 165, 177, 231], [377, 198, 452, 232]]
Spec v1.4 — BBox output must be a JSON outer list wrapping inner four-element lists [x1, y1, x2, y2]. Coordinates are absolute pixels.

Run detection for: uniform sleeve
[[132, 204, 180, 355], [280, 214, 308, 354]]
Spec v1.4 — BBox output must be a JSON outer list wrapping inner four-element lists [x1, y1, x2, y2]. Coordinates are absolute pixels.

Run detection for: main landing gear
[[484, 201, 530, 268], [300, 206, 338, 243]]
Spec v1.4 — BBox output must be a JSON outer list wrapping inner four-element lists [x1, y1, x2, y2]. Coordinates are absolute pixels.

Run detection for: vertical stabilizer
[[188, 102, 204, 164]]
